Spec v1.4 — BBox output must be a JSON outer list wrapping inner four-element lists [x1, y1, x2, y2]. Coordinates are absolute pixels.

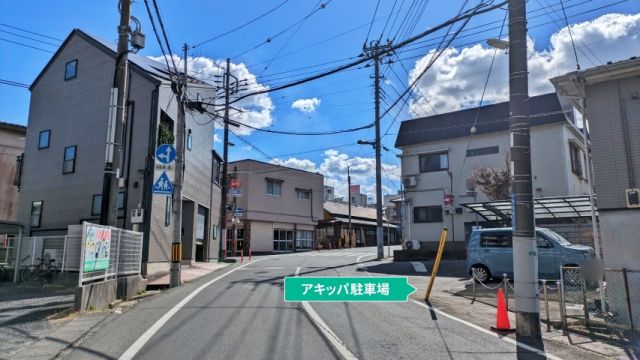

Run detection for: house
[[16, 29, 221, 278], [225, 159, 324, 253], [318, 202, 398, 248], [551, 57, 640, 271], [551, 56, 640, 330], [395, 93, 591, 247], [0, 121, 26, 221]]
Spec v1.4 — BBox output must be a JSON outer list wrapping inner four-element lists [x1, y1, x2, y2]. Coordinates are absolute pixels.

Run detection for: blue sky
[[1, 0, 639, 199]]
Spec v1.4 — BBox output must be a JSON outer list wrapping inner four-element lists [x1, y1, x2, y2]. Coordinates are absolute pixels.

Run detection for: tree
[[466, 155, 511, 201]]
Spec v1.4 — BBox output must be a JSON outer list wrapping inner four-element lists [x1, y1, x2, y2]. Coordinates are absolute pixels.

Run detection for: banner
[[83, 224, 111, 272]]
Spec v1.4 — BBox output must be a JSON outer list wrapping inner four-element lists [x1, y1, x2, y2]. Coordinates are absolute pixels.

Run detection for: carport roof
[[462, 195, 596, 222]]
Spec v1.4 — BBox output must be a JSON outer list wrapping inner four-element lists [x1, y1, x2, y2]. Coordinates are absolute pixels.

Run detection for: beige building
[[395, 93, 590, 244], [0, 121, 26, 221], [226, 160, 324, 253]]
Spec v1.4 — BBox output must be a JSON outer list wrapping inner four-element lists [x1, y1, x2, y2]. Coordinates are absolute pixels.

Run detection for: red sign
[[444, 194, 454, 206], [230, 178, 241, 189]]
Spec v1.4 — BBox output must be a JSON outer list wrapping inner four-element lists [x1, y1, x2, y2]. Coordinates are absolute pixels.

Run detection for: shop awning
[[332, 216, 398, 228], [461, 195, 596, 222]]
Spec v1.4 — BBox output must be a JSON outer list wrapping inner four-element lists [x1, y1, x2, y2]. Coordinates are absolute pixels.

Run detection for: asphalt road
[[61, 247, 580, 360]]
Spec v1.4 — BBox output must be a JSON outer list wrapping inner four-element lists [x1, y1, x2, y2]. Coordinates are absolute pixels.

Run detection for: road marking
[[294, 267, 358, 360], [356, 254, 374, 262], [409, 300, 563, 360], [263, 267, 284, 270], [411, 261, 427, 273], [119, 259, 263, 360]]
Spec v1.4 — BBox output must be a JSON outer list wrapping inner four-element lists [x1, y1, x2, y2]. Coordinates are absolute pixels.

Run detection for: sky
[[1, 0, 639, 201]]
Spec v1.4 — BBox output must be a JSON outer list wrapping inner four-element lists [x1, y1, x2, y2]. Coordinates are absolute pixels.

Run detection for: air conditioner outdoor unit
[[405, 239, 421, 250], [403, 175, 417, 187]]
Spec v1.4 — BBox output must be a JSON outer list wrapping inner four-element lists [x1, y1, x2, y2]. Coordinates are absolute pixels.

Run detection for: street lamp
[[487, 38, 510, 50]]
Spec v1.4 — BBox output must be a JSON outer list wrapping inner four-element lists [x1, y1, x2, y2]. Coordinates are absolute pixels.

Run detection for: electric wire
[[0, 29, 60, 47], [0, 79, 30, 88], [0, 22, 63, 41], [0, 37, 54, 53]]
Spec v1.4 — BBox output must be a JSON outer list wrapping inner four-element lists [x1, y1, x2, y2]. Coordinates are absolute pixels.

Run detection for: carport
[[461, 195, 596, 223], [0, 220, 24, 283]]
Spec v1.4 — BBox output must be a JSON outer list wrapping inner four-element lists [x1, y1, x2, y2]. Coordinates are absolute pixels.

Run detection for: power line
[[0, 37, 54, 53], [192, 0, 291, 48], [151, 0, 179, 74], [228, 0, 509, 106], [0, 22, 63, 41], [364, 0, 382, 45], [0, 79, 30, 88], [0, 29, 60, 47], [143, 0, 174, 76], [232, 1, 333, 59]]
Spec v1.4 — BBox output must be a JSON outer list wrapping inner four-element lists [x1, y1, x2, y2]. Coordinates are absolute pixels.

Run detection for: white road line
[[409, 300, 563, 360], [119, 259, 263, 360], [411, 261, 427, 273], [294, 266, 358, 360], [356, 254, 374, 262]]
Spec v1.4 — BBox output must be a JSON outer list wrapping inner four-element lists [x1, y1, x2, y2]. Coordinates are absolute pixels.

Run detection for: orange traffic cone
[[491, 288, 515, 332]]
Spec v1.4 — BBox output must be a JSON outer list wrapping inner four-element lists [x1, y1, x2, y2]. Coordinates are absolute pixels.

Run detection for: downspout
[[559, 123, 569, 195], [141, 84, 160, 267], [122, 99, 135, 228], [207, 150, 214, 262]]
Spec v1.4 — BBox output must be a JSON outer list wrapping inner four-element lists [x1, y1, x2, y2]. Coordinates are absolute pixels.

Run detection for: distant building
[[318, 202, 398, 248], [395, 93, 590, 244], [227, 159, 324, 253], [17, 29, 221, 278], [0, 121, 26, 221], [324, 185, 335, 202]]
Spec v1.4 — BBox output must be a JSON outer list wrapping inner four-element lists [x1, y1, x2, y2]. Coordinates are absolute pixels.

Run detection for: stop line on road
[[290, 252, 376, 258]]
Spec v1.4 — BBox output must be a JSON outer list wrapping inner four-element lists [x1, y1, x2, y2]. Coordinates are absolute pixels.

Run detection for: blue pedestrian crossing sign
[[153, 171, 173, 195], [156, 144, 176, 165]]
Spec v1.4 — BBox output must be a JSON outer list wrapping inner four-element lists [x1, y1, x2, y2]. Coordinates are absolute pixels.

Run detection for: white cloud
[[213, 133, 221, 143], [407, 13, 640, 116], [270, 157, 319, 173], [291, 97, 321, 113], [148, 55, 274, 135]]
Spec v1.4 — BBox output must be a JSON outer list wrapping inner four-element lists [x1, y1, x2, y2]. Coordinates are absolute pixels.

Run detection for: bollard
[[557, 280, 566, 331], [502, 273, 509, 311], [542, 279, 550, 332], [471, 268, 477, 302]]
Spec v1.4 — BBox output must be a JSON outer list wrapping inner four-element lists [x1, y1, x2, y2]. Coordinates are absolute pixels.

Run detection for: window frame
[[65, 59, 77, 81], [266, 178, 282, 196], [413, 205, 443, 223], [63, 145, 77, 174], [419, 152, 449, 173], [466, 145, 499, 157], [296, 188, 311, 200], [569, 142, 583, 177], [30, 201, 43, 228], [38, 130, 51, 149]]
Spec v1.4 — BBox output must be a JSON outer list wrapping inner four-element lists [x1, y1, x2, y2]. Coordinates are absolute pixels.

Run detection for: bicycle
[[21, 258, 58, 285]]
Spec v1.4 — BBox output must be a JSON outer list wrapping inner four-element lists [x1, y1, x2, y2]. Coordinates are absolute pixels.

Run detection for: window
[[536, 234, 553, 249], [296, 189, 311, 200], [413, 206, 443, 223], [296, 230, 314, 250], [30, 201, 43, 228], [419, 152, 448, 172], [63, 146, 76, 174], [273, 229, 293, 252], [65, 60, 77, 80], [266, 179, 282, 196], [91, 192, 126, 216], [212, 157, 221, 185], [38, 130, 50, 149], [569, 142, 583, 177], [481, 232, 512, 248], [91, 194, 101, 216], [187, 130, 193, 151], [466, 146, 499, 157]]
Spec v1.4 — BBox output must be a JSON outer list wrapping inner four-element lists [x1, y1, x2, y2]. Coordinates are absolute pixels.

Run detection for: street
[[57, 247, 592, 360]]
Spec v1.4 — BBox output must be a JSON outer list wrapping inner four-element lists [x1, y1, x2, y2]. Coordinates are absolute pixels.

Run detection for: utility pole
[[169, 43, 188, 288], [508, 0, 541, 341], [347, 167, 352, 248], [219, 58, 232, 261], [363, 40, 390, 260], [100, 0, 131, 226]]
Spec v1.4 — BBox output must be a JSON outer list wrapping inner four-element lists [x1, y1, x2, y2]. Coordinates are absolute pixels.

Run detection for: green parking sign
[[284, 277, 416, 302]]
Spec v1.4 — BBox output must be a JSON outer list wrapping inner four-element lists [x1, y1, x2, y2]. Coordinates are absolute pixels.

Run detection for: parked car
[[467, 227, 595, 283]]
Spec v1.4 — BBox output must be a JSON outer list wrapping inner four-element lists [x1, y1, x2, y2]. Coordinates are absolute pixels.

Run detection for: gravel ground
[[0, 284, 75, 359]]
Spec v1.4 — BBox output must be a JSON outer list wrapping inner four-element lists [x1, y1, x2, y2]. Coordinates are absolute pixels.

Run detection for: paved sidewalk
[[0, 285, 75, 359], [147, 261, 229, 287], [406, 259, 640, 359]]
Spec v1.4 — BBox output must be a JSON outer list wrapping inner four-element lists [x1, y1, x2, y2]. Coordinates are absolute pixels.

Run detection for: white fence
[[10, 222, 143, 285]]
